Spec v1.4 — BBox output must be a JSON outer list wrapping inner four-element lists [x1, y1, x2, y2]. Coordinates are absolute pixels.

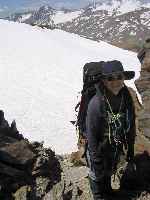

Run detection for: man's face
[[103, 78, 124, 95]]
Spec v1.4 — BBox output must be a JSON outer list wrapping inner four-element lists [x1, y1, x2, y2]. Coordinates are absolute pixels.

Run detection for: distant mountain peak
[[38, 5, 55, 12]]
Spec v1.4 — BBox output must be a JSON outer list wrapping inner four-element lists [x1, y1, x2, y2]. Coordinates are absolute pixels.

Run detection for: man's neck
[[105, 86, 124, 97]]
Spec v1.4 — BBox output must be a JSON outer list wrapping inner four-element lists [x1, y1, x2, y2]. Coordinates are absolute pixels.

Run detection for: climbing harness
[[104, 92, 130, 178]]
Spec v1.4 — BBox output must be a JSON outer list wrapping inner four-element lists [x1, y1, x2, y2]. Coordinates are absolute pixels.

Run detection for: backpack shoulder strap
[[95, 83, 102, 97], [95, 84, 110, 142]]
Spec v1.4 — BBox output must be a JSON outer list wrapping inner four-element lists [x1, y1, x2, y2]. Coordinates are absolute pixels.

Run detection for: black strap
[[95, 83, 107, 118], [95, 83, 102, 97]]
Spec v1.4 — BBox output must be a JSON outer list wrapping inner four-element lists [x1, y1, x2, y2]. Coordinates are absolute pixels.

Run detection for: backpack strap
[[95, 83, 102, 97], [95, 84, 110, 140], [94, 83, 107, 118]]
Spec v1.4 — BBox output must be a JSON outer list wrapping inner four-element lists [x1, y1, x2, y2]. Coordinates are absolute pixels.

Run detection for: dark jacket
[[86, 86, 136, 177]]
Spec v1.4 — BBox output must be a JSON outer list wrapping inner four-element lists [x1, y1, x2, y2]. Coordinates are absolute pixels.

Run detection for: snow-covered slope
[[0, 19, 140, 154], [52, 10, 82, 24]]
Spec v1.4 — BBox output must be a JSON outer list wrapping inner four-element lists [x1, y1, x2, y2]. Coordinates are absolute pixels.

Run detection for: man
[[86, 60, 136, 200]]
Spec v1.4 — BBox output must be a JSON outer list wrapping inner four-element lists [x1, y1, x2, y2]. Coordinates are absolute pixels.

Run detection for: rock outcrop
[[0, 112, 62, 200], [136, 39, 150, 141], [0, 110, 92, 200]]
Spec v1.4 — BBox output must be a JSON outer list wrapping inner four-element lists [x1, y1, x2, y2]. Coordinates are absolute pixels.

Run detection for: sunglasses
[[102, 73, 124, 81]]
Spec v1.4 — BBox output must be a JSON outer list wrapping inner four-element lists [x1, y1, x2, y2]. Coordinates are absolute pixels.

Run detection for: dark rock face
[[120, 152, 150, 191], [0, 140, 35, 166], [0, 112, 62, 200]]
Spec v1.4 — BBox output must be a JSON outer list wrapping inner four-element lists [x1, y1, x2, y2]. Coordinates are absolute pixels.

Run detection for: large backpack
[[75, 61, 104, 140]]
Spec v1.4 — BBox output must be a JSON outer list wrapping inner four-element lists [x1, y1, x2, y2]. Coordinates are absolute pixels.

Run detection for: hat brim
[[123, 71, 135, 80], [101, 71, 135, 80]]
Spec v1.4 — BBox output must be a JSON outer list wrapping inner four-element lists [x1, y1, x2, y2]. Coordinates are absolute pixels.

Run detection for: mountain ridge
[[4, 1, 150, 51], [58, 6, 150, 51]]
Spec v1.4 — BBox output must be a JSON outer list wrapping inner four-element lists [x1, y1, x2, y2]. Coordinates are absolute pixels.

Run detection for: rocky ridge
[[0, 110, 91, 200], [136, 41, 150, 140], [58, 7, 150, 51]]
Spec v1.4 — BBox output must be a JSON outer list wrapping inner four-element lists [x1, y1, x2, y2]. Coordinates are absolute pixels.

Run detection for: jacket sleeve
[[86, 95, 102, 163]]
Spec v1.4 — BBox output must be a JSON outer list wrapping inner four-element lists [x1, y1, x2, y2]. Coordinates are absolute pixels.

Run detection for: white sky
[[0, 19, 140, 154]]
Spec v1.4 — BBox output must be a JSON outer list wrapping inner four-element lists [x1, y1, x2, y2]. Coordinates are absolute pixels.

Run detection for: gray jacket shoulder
[[87, 94, 102, 118]]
